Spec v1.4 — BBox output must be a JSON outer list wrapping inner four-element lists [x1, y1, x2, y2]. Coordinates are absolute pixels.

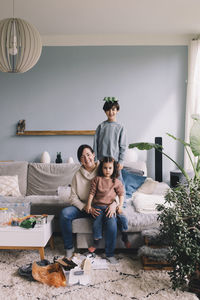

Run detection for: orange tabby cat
[[32, 262, 66, 288]]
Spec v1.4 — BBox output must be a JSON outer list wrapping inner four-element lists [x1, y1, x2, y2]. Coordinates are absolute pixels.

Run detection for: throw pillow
[[57, 185, 71, 204], [121, 169, 146, 198], [0, 175, 21, 196], [137, 178, 158, 194], [123, 161, 147, 176], [153, 182, 170, 195], [123, 166, 144, 176]]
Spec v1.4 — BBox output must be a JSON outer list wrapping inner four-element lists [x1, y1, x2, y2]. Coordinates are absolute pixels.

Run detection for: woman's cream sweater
[[70, 163, 98, 210]]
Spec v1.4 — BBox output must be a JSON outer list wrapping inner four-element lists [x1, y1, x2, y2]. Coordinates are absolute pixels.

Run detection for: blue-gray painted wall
[[0, 46, 187, 182]]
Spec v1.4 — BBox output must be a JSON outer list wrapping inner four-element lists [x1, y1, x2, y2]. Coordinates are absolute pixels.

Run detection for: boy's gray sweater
[[93, 120, 127, 164]]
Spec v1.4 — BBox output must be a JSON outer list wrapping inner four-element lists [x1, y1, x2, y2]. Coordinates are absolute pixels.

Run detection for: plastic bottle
[[23, 202, 31, 216], [14, 203, 19, 218], [0, 208, 9, 226]]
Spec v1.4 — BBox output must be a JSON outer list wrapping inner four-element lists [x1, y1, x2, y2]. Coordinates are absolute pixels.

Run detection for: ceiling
[[1, 0, 200, 45]]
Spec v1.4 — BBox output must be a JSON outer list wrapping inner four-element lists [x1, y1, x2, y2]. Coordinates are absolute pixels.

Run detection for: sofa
[[0, 161, 168, 249], [0, 161, 80, 232]]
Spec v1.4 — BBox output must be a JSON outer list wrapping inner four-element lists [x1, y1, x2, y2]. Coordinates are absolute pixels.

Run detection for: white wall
[[0, 46, 187, 183]]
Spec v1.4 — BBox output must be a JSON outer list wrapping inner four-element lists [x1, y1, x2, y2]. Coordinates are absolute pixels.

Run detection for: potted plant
[[157, 179, 200, 291], [129, 114, 200, 292]]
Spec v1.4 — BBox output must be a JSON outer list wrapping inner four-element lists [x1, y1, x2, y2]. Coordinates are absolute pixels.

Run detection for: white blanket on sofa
[[122, 200, 159, 230], [121, 179, 170, 229], [132, 193, 166, 214]]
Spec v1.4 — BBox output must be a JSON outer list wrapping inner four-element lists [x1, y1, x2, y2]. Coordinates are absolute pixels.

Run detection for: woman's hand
[[84, 204, 91, 214], [90, 206, 101, 218], [105, 201, 117, 218], [117, 163, 123, 170], [83, 205, 101, 218], [116, 205, 123, 214]]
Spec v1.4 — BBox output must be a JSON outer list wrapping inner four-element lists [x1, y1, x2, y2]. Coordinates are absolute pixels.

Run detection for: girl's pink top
[[89, 176, 124, 206]]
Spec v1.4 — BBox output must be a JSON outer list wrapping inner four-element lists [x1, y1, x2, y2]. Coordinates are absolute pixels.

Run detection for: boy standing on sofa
[[93, 97, 130, 248], [93, 97, 126, 173]]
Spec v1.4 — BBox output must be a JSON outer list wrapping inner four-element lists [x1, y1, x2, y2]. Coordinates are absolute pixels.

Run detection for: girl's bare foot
[[88, 246, 96, 253]]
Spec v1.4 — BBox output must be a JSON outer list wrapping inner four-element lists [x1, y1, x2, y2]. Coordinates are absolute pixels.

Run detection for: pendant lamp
[[0, 1, 42, 73]]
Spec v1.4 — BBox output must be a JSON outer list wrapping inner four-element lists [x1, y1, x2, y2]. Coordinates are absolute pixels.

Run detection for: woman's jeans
[[60, 205, 117, 257]]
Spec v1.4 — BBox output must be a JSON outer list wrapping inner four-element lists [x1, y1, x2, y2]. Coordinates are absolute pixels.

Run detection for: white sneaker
[[106, 256, 118, 265], [65, 247, 74, 259]]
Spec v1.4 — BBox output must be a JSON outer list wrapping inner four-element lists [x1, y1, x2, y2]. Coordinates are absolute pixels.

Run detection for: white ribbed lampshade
[[0, 18, 42, 73]]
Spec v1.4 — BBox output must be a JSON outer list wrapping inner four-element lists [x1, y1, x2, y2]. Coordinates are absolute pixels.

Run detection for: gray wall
[[0, 46, 187, 183]]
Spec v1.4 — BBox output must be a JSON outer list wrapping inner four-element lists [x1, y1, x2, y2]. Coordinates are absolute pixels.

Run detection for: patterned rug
[[0, 236, 198, 300]]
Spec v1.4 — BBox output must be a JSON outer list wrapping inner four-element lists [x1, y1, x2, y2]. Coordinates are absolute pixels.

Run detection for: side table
[[0, 215, 54, 259]]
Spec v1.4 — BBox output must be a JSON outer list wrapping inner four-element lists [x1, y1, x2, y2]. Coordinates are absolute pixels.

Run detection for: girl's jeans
[[117, 169, 128, 229], [92, 206, 128, 238], [60, 205, 117, 257], [92, 205, 121, 254], [117, 213, 128, 232]]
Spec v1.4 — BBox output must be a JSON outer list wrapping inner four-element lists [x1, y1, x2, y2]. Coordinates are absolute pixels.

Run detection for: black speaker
[[170, 171, 182, 187], [155, 137, 162, 182]]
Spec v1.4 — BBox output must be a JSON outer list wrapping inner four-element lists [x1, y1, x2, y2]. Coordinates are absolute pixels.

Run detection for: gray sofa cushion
[[0, 161, 28, 196], [27, 163, 80, 195], [72, 217, 159, 234], [76, 232, 143, 249]]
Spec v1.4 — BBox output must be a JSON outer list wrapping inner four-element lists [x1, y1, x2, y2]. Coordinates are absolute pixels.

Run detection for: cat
[[32, 261, 66, 287]]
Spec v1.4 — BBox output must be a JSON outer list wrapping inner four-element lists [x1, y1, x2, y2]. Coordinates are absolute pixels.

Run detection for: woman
[[60, 144, 118, 264]]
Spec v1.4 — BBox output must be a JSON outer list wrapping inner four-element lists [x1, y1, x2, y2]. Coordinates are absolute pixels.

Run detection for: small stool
[[139, 229, 172, 271]]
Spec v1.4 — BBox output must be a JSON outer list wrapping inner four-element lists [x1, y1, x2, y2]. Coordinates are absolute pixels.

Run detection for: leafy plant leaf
[[166, 133, 190, 147], [157, 178, 200, 290], [190, 117, 200, 157], [129, 142, 163, 151]]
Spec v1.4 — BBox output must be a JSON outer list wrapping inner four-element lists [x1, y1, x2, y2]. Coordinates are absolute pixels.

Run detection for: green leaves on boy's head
[[103, 97, 120, 112], [103, 97, 118, 102]]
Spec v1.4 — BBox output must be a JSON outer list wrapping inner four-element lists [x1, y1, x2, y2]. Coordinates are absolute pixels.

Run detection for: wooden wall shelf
[[16, 130, 95, 136]]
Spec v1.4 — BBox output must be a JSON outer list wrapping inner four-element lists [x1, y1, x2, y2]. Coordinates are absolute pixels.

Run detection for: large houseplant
[[129, 114, 200, 291]]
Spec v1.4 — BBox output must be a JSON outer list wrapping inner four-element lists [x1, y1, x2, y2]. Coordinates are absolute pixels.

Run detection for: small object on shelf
[[16, 120, 26, 134], [55, 152, 62, 163], [40, 151, 51, 163], [66, 156, 74, 163]]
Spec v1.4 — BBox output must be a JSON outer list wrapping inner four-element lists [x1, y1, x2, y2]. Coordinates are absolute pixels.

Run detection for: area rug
[[0, 236, 198, 300]]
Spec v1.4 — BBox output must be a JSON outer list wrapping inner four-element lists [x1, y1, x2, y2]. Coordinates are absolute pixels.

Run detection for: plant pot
[[188, 269, 200, 297]]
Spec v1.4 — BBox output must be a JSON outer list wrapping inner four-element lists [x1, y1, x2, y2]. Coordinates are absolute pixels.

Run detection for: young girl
[[85, 157, 130, 254]]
